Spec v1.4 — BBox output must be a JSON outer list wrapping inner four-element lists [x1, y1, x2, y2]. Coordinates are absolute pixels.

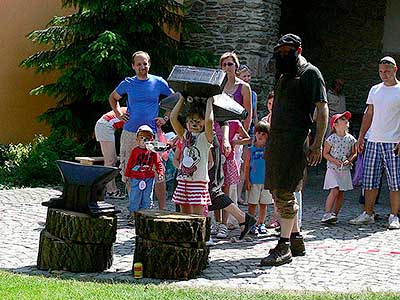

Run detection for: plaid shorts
[[363, 141, 400, 191]]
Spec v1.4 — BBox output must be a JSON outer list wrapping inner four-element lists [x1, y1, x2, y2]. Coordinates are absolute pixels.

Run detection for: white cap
[[136, 125, 154, 136], [164, 132, 176, 140], [379, 56, 397, 66]]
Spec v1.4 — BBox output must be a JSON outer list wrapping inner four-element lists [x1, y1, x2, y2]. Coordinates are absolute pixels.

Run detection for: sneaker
[[258, 223, 267, 234], [249, 224, 259, 236], [206, 237, 216, 247], [290, 235, 306, 257], [216, 224, 228, 239], [388, 214, 400, 230], [210, 223, 219, 236], [321, 212, 337, 224], [267, 220, 280, 229], [349, 211, 375, 225], [260, 242, 292, 266]]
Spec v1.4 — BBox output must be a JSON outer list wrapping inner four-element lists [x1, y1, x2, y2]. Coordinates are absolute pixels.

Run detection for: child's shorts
[[248, 184, 274, 205]]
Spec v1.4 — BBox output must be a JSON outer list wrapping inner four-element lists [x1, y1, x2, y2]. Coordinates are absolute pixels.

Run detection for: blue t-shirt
[[251, 91, 257, 113], [249, 91, 257, 135], [249, 145, 265, 184], [115, 74, 173, 132]]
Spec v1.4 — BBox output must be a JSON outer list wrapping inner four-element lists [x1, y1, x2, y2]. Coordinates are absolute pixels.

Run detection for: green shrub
[[0, 132, 85, 188]]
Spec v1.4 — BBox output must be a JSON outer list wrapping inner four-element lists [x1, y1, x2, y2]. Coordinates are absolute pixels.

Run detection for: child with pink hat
[[321, 111, 357, 224]]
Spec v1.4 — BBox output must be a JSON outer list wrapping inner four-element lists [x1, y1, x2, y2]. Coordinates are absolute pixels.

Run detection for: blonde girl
[[321, 111, 357, 223]]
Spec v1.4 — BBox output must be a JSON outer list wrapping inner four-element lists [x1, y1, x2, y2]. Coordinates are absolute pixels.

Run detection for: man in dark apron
[[261, 34, 328, 266]]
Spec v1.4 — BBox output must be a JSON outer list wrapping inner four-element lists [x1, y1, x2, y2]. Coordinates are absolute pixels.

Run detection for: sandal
[[239, 213, 257, 240], [267, 220, 280, 229], [105, 189, 126, 199]]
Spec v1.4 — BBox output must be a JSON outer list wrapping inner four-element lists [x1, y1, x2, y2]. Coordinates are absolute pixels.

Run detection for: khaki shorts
[[272, 189, 299, 219], [248, 184, 274, 205]]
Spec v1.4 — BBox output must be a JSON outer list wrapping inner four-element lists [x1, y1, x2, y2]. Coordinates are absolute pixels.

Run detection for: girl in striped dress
[[170, 95, 214, 215]]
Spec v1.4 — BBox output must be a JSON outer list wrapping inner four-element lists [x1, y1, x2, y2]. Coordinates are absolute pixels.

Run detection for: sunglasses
[[222, 62, 235, 67]]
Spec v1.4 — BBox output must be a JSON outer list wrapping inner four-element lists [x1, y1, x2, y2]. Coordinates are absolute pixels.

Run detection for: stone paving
[[1, 167, 400, 293]]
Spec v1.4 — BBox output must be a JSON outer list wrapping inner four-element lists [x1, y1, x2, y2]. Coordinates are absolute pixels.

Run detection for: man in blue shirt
[[109, 51, 173, 210]]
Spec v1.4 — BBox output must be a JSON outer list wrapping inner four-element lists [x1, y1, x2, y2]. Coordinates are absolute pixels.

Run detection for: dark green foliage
[[21, 0, 216, 143], [0, 132, 85, 188]]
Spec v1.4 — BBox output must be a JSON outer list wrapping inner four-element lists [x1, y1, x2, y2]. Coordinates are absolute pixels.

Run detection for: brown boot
[[260, 241, 292, 266], [290, 235, 305, 257]]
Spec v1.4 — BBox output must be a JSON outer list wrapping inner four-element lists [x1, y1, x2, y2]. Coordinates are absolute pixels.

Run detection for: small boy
[[244, 121, 274, 235], [125, 125, 164, 225]]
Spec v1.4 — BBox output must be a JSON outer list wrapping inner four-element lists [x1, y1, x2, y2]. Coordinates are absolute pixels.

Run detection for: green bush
[[0, 132, 85, 188]]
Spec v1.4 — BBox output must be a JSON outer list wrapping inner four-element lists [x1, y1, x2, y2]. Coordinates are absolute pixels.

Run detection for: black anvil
[[161, 65, 248, 122], [42, 160, 121, 216]]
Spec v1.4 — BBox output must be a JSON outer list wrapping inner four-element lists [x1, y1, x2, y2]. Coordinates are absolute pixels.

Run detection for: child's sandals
[[239, 213, 257, 240], [105, 189, 126, 199]]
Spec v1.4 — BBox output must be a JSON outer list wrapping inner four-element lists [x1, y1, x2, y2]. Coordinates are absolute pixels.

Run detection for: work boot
[[290, 235, 306, 257], [260, 241, 292, 266]]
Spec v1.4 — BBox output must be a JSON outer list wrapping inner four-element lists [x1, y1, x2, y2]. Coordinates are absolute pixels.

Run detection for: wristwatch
[[163, 115, 169, 122]]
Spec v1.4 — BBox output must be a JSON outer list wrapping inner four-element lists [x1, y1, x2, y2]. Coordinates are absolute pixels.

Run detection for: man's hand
[[355, 138, 365, 154], [394, 142, 400, 156], [307, 142, 323, 166], [118, 111, 130, 123]]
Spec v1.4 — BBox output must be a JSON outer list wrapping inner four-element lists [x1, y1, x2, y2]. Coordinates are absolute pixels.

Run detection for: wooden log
[[45, 208, 117, 244], [134, 236, 209, 280], [37, 230, 113, 272], [135, 210, 211, 243]]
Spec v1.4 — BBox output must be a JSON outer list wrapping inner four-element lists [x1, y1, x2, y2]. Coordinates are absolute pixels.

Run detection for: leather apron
[[265, 71, 311, 192]]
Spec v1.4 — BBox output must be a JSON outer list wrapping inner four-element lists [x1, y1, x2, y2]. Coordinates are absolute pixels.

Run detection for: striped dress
[[172, 130, 212, 206]]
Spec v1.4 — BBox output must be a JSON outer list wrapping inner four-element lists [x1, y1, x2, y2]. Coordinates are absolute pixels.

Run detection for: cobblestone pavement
[[1, 167, 400, 293]]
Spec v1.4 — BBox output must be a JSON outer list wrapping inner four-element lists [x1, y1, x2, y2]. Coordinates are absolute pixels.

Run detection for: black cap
[[274, 33, 302, 50]]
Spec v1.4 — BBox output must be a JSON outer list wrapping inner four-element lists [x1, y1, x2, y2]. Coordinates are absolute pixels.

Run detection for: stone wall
[[186, 0, 393, 127], [185, 0, 281, 115]]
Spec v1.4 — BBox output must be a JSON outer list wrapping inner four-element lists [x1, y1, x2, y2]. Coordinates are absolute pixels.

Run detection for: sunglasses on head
[[223, 62, 235, 67]]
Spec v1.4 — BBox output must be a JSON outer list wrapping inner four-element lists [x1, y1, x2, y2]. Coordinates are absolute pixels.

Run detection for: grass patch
[[0, 271, 398, 300]]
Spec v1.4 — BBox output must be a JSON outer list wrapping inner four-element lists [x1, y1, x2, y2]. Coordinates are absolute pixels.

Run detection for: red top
[[125, 147, 164, 179], [102, 107, 127, 129]]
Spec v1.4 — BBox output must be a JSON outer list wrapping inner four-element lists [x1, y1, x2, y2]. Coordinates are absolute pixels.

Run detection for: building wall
[[186, 0, 393, 122], [185, 0, 281, 113], [0, 1, 70, 144], [383, 0, 400, 53], [279, 0, 388, 114]]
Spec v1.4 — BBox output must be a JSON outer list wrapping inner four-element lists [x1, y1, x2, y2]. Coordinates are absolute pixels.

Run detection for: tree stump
[[133, 210, 210, 280], [45, 208, 117, 244], [37, 230, 113, 272], [37, 208, 116, 273]]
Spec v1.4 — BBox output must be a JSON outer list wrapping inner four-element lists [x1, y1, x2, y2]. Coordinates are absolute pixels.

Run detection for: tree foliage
[[21, 0, 216, 144]]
